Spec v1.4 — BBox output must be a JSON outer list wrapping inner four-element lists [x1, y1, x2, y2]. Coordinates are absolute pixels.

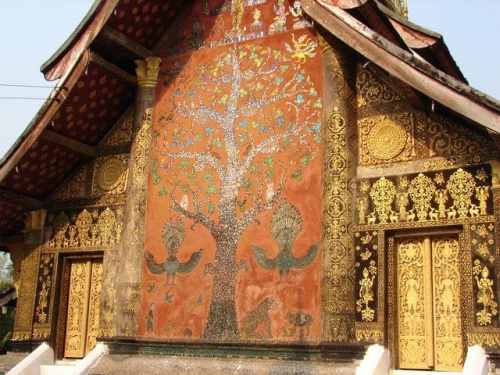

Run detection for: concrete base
[[89, 354, 359, 375]]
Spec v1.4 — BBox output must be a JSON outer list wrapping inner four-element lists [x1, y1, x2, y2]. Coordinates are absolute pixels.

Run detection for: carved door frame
[[51, 252, 103, 360], [386, 227, 470, 371]]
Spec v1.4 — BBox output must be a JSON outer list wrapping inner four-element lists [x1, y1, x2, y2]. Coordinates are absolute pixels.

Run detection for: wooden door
[[396, 236, 463, 371], [64, 259, 103, 358]]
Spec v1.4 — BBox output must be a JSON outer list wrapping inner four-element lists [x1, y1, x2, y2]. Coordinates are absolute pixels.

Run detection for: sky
[[0, 1, 498, 159]]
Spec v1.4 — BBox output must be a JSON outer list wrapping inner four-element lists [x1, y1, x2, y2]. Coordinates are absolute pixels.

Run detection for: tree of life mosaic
[[144, 35, 322, 340]]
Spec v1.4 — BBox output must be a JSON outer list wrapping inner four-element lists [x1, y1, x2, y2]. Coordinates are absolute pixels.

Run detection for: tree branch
[[160, 138, 225, 178], [170, 187, 218, 234]]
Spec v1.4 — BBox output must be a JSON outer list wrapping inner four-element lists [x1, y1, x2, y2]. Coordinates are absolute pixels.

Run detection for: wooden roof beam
[[90, 52, 137, 86], [0, 235, 24, 246], [41, 129, 96, 159], [0, 189, 43, 209], [100, 25, 153, 59]]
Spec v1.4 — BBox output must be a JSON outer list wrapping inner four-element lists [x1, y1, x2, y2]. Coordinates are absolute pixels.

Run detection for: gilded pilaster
[[12, 210, 46, 342], [112, 57, 161, 337], [320, 35, 358, 341]]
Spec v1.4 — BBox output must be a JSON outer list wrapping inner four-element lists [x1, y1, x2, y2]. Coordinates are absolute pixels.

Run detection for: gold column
[[319, 35, 358, 341], [111, 57, 161, 337], [12, 210, 46, 342]]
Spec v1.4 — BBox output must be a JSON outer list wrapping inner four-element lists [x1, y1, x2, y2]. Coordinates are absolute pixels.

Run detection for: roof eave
[[304, 0, 500, 132]]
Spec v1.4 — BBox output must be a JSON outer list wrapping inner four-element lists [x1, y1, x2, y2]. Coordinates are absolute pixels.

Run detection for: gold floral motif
[[428, 114, 495, 158], [367, 118, 407, 160], [101, 109, 133, 146], [49, 165, 88, 201], [447, 168, 475, 218], [85, 261, 103, 355], [433, 238, 463, 370], [356, 67, 403, 107], [359, 113, 414, 165], [92, 155, 129, 196], [49, 212, 70, 248], [467, 331, 500, 347], [96, 158, 125, 191], [408, 173, 436, 221], [12, 244, 40, 342], [46, 207, 122, 251], [369, 177, 396, 223], [321, 40, 356, 341]]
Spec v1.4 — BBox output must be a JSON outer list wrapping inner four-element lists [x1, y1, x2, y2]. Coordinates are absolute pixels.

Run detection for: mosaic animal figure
[[252, 202, 318, 281], [146, 221, 203, 285], [242, 297, 278, 339], [283, 310, 313, 337]]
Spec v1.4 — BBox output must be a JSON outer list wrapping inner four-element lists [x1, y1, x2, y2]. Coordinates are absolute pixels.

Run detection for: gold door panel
[[396, 236, 463, 371], [64, 259, 102, 358]]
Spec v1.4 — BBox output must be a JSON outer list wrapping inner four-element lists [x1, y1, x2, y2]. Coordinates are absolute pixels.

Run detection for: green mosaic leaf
[[207, 184, 216, 194], [300, 154, 310, 166], [208, 203, 216, 214], [264, 170, 275, 179], [203, 172, 213, 181], [262, 156, 273, 166], [159, 186, 167, 196], [243, 179, 252, 189], [291, 170, 302, 180], [181, 185, 190, 193], [180, 161, 189, 170], [237, 200, 246, 212]]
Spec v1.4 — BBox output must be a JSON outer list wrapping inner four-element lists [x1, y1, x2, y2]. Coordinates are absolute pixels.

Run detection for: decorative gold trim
[[135, 58, 162, 88]]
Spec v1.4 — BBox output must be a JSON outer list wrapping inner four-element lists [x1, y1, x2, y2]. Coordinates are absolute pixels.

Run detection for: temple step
[[40, 359, 80, 375], [0, 351, 29, 373], [89, 354, 361, 375]]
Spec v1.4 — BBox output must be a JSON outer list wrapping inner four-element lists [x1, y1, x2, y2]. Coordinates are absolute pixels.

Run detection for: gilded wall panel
[[359, 112, 415, 166], [100, 109, 133, 147], [356, 165, 493, 227], [12, 244, 40, 341], [91, 154, 129, 196], [428, 114, 496, 158], [356, 67, 403, 108], [49, 165, 89, 202], [43, 207, 123, 252], [354, 230, 378, 322], [31, 253, 56, 340]]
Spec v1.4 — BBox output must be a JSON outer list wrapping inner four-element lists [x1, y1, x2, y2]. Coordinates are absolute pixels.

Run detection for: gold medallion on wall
[[92, 155, 129, 196], [360, 112, 414, 165]]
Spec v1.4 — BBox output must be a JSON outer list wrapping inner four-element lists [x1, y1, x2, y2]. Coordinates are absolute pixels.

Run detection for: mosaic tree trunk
[[153, 40, 321, 339]]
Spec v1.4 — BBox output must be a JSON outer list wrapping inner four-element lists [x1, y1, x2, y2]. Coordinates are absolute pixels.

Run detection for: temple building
[[1, 0, 500, 373]]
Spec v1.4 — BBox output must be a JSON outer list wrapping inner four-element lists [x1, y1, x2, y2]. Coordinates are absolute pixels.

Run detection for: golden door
[[64, 259, 103, 358], [396, 236, 463, 371]]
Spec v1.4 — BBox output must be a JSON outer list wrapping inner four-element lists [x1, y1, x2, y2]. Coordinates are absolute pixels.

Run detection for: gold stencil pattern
[[357, 166, 492, 226], [92, 155, 129, 196], [360, 112, 414, 165], [49, 165, 88, 202], [356, 67, 403, 108], [396, 237, 463, 371], [34, 254, 54, 324], [320, 37, 356, 341], [101, 109, 134, 147], [45, 207, 123, 251], [12, 244, 40, 341], [428, 114, 496, 158]]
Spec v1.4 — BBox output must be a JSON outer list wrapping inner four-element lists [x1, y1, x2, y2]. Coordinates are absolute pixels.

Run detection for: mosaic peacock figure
[[146, 221, 203, 285], [252, 202, 319, 281]]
